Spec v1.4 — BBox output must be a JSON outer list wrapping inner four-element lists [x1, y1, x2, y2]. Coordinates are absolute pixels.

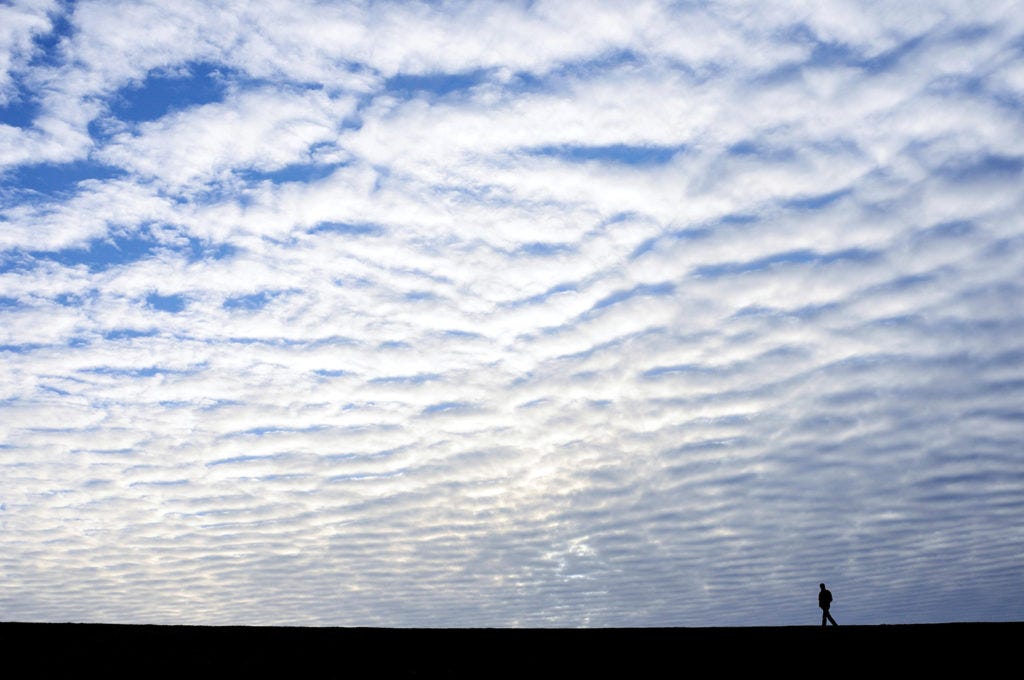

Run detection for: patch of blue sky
[[862, 273, 935, 297], [924, 317, 1024, 341], [836, 36, 924, 74], [946, 23, 997, 44], [991, 84, 1024, 112], [2, 161, 127, 201], [733, 301, 843, 319], [257, 474, 313, 484], [774, 22, 925, 75], [370, 373, 441, 385], [718, 213, 759, 226], [915, 470, 1015, 494], [108, 62, 233, 123], [322, 445, 405, 464], [403, 290, 439, 302], [514, 241, 576, 257], [693, 246, 878, 278], [550, 48, 645, 81], [307, 221, 384, 237], [207, 454, 283, 467], [420, 400, 474, 415], [25, 8, 71, 69], [331, 274, 375, 289], [934, 71, 1023, 115], [726, 140, 798, 162], [164, 182, 251, 208], [822, 388, 880, 406], [129, 479, 189, 488], [326, 469, 407, 484], [982, 348, 1024, 370], [228, 424, 327, 437], [184, 237, 237, 263], [238, 160, 348, 185], [438, 329, 483, 340], [80, 366, 178, 378], [755, 345, 810, 363], [915, 220, 975, 240], [731, 304, 779, 318], [819, 352, 911, 375], [0, 251, 36, 275], [950, 488, 1024, 511], [225, 335, 357, 347], [0, 76, 39, 128], [786, 301, 844, 320], [422, 181, 518, 212], [781, 188, 851, 210], [706, 413, 756, 428], [524, 143, 684, 166], [633, 214, 752, 260], [714, 471, 761, 487], [0, 342, 47, 353], [146, 292, 188, 313], [661, 451, 728, 473], [935, 154, 1023, 183], [0, 296, 21, 309], [555, 325, 667, 362], [641, 363, 720, 380], [972, 376, 1024, 400], [54, 291, 99, 307], [5, 233, 230, 272], [193, 399, 243, 412], [630, 228, 710, 259], [221, 291, 267, 311], [72, 448, 134, 461], [222, 289, 294, 311], [506, 281, 579, 309], [587, 281, 675, 314], [494, 69, 548, 95], [383, 68, 491, 99], [598, 211, 646, 227], [11, 233, 163, 273], [197, 517, 291, 530], [313, 369, 352, 378]]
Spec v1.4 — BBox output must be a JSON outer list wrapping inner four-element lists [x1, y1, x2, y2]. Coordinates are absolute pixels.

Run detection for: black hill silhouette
[[0, 620, 1019, 677]]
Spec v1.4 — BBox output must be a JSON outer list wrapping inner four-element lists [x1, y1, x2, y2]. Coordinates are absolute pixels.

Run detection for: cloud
[[0, 0, 1022, 628], [98, 87, 357, 189], [0, 0, 57, 107]]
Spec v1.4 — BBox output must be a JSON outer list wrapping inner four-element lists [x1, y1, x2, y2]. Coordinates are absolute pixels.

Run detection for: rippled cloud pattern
[[1, 0, 1023, 627]]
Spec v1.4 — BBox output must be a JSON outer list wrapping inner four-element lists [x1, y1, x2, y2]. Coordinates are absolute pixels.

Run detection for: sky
[[1, 0, 1022, 629]]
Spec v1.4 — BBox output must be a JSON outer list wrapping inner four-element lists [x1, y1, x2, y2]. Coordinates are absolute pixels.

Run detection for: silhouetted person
[[819, 583, 838, 626]]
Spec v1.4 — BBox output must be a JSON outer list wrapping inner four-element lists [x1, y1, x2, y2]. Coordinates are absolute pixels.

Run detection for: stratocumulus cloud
[[1, 0, 1022, 627]]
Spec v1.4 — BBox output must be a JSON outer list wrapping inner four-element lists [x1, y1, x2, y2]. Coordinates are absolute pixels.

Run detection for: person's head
[[820, 583, 826, 589]]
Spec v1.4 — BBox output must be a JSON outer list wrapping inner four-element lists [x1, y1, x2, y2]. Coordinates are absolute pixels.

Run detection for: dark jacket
[[819, 589, 833, 609]]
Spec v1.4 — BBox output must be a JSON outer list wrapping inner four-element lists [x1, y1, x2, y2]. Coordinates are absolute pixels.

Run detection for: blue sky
[[1, 0, 1022, 628]]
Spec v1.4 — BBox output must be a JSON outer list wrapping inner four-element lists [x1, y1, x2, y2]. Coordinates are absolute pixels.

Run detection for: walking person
[[818, 583, 838, 626]]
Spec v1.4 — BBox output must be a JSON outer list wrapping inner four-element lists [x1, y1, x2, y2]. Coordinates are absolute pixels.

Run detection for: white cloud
[[1, 0, 1022, 628], [98, 87, 356, 188], [0, 0, 56, 106]]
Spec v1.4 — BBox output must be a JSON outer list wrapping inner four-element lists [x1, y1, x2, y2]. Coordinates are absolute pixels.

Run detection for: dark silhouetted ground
[[1, 621, 1017, 677]]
